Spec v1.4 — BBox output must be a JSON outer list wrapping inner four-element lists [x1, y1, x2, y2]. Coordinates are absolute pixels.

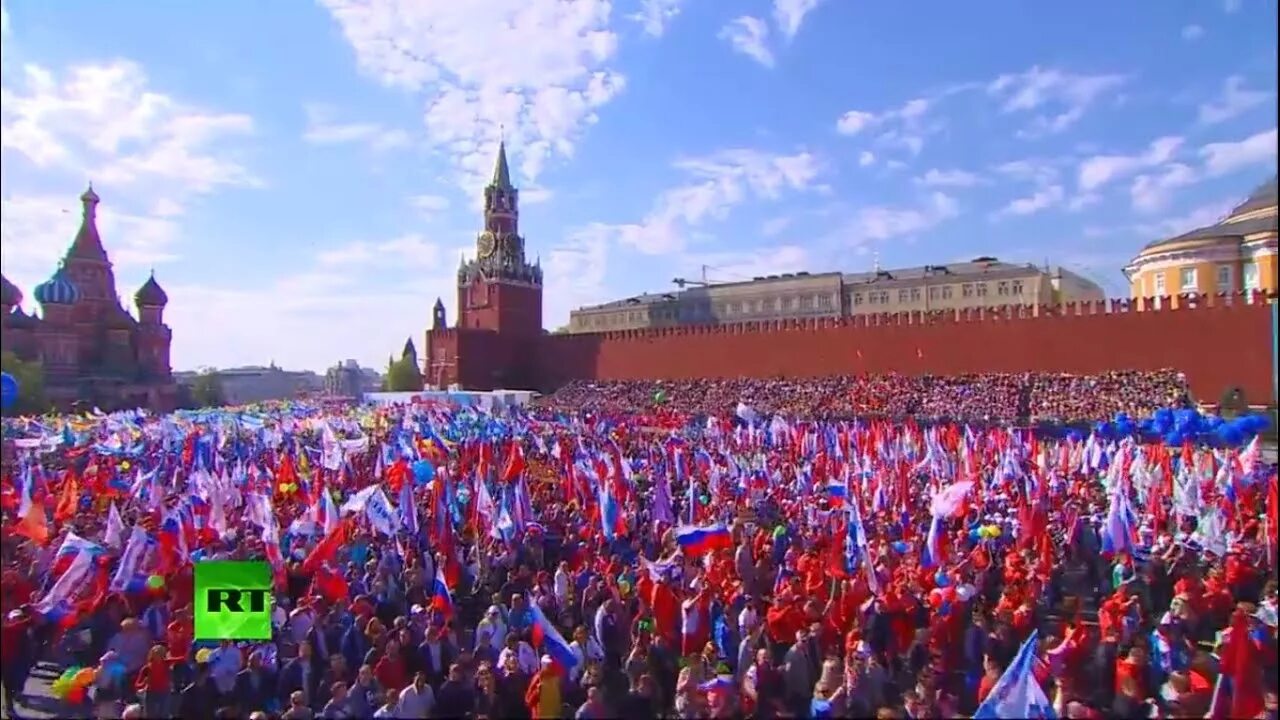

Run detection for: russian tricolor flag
[[53, 532, 105, 576], [675, 523, 732, 558], [430, 567, 454, 618], [528, 596, 578, 672]]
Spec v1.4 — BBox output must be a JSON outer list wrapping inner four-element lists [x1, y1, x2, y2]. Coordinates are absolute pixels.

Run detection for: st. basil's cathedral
[[1, 186, 178, 411]]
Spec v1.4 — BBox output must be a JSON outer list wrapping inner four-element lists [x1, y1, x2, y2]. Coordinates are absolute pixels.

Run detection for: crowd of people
[[535, 370, 1193, 425], [0, 378, 1275, 720]]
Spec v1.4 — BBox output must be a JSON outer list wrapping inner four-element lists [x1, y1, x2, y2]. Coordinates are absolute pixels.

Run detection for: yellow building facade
[[1125, 177, 1277, 306]]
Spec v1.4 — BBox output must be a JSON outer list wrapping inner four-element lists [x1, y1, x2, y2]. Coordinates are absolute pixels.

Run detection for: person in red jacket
[[135, 644, 174, 718], [374, 638, 409, 693]]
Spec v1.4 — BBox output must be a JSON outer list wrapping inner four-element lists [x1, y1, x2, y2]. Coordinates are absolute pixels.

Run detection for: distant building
[[0, 185, 177, 411], [566, 258, 1106, 333], [324, 359, 380, 398], [1125, 176, 1277, 306], [174, 363, 323, 405]]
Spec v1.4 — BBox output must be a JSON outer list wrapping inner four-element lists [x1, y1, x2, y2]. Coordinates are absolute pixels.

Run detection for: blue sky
[[1, 0, 1276, 373]]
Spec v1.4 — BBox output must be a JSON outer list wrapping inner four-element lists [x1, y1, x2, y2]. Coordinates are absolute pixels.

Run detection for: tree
[[1219, 386, 1248, 418], [190, 369, 226, 407], [0, 351, 49, 415], [384, 357, 423, 392]]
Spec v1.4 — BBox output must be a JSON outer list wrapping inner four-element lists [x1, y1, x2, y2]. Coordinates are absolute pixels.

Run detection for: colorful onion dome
[[33, 265, 81, 306]]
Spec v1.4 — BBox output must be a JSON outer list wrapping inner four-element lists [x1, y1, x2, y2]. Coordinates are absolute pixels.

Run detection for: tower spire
[[68, 183, 108, 262], [491, 138, 513, 190]]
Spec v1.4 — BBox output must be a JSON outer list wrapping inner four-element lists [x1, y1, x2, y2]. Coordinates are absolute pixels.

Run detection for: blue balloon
[[1219, 425, 1245, 447], [1163, 432, 1183, 447], [891, 541, 909, 554], [411, 460, 435, 485], [0, 372, 17, 410], [935, 572, 950, 587]]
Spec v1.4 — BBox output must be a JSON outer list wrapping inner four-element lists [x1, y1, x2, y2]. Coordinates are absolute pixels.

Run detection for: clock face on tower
[[477, 231, 496, 259]]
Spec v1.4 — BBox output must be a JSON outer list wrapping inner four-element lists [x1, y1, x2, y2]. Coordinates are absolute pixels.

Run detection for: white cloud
[[1223, 0, 1241, 12], [315, 233, 443, 270], [0, 193, 183, 296], [993, 184, 1065, 219], [761, 216, 792, 237], [994, 158, 1061, 187], [1, 61, 258, 192], [858, 150, 876, 167], [772, 0, 825, 41], [719, 16, 775, 68], [409, 194, 451, 216], [604, 148, 823, 255], [302, 103, 411, 151], [1076, 135, 1184, 192], [0, 58, 259, 291], [163, 272, 453, 372], [630, 0, 685, 37], [836, 110, 877, 136], [544, 224, 610, 326], [1130, 163, 1197, 213], [1199, 127, 1279, 176], [1181, 24, 1205, 40], [1, 2, 9, 38], [317, 0, 627, 195], [835, 97, 935, 157], [917, 168, 982, 188], [834, 192, 959, 245], [1133, 198, 1237, 240], [1197, 76, 1272, 125], [987, 66, 1126, 136]]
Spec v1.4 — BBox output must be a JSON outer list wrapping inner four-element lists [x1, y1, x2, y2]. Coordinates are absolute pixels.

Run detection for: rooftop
[[574, 257, 1068, 312]]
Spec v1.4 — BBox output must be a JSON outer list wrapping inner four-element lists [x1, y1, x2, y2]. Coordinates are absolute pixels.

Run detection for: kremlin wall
[[426, 146, 1277, 407], [531, 292, 1274, 404]]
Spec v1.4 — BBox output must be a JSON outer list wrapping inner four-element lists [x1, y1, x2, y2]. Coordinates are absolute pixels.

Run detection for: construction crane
[[672, 264, 728, 289]]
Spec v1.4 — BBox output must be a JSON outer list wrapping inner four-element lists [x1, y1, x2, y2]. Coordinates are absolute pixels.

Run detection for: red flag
[[303, 517, 351, 574], [310, 565, 349, 604], [502, 441, 527, 483]]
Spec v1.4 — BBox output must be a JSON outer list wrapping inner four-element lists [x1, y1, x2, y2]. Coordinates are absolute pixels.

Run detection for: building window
[[1179, 267, 1198, 291], [1243, 261, 1260, 290], [910, 287, 921, 302], [898, 289, 910, 303], [1154, 273, 1166, 295], [928, 286, 940, 301], [941, 285, 953, 300], [975, 283, 988, 297], [1011, 280, 1024, 295], [1216, 265, 1232, 290], [853, 293, 863, 306], [961, 283, 974, 298], [800, 295, 814, 311], [997, 281, 1010, 296], [878, 291, 889, 304]]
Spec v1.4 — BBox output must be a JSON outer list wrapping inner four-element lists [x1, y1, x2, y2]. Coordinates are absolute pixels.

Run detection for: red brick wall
[[534, 292, 1276, 404]]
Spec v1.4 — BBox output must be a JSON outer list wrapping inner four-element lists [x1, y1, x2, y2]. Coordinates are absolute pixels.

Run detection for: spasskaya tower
[[424, 143, 544, 390], [455, 141, 543, 336]]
